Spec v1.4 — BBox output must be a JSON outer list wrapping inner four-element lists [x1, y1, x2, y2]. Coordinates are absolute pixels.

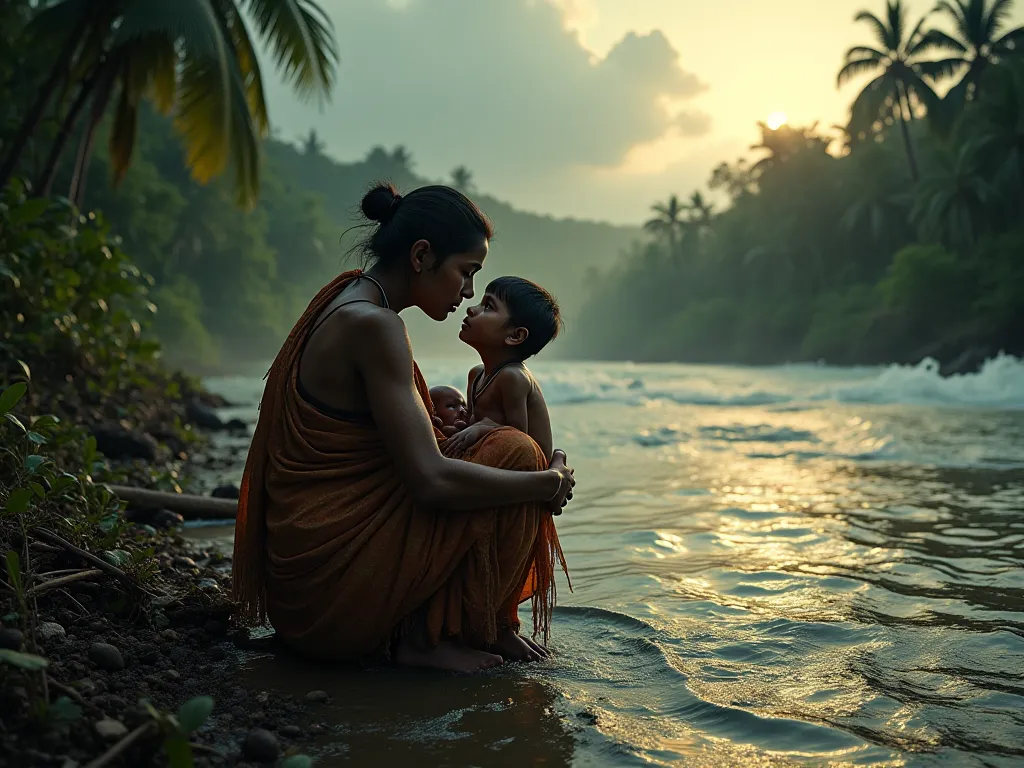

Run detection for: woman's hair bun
[[361, 182, 400, 223]]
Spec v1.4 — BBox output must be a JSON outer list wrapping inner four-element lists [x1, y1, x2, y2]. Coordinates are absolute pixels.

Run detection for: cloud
[[260, 0, 710, 192]]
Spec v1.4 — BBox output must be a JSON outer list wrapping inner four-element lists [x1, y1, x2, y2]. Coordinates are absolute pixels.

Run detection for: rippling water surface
[[196, 357, 1024, 767]]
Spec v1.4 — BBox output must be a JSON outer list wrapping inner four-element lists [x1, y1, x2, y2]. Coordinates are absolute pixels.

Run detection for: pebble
[[305, 690, 329, 704], [196, 578, 220, 592], [88, 619, 107, 633], [75, 679, 97, 695], [94, 719, 128, 740], [159, 629, 180, 643], [173, 556, 197, 568], [168, 648, 189, 664], [88, 642, 125, 671], [256, 691, 270, 705], [242, 728, 280, 763], [38, 622, 66, 642], [280, 724, 301, 738], [0, 627, 24, 650]]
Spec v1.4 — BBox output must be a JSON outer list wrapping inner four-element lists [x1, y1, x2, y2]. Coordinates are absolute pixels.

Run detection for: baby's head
[[459, 276, 562, 360], [429, 385, 468, 428]]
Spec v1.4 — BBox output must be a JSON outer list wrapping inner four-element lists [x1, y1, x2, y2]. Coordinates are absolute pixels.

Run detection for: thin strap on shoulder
[[470, 359, 523, 406], [307, 274, 390, 338]]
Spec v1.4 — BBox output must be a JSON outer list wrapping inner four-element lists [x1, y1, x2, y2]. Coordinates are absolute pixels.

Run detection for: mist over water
[[199, 358, 1024, 766]]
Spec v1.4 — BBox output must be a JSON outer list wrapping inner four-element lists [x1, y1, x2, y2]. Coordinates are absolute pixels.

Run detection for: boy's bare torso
[[467, 363, 553, 459]]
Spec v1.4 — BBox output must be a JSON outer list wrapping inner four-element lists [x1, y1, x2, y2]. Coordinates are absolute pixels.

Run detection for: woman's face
[[413, 240, 489, 321]]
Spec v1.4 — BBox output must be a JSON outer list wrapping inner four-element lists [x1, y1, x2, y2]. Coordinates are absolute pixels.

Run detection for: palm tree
[[923, 0, 1024, 103], [450, 165, 474, 191], [5, 0, 338, 207], [302, 128, 326, 157], [963, 57, 1024, 202], [644, 195, 686, 258], [837, 0, 943, 181], [912, 141, 995, 251], [749, 121, 830, 176]]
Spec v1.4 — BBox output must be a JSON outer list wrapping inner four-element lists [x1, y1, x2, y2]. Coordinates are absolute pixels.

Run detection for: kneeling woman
[[232, 182, 575, 672]]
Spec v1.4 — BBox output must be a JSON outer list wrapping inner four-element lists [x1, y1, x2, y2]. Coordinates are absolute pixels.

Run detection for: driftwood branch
[[83, 722, 157, 768], [30, 528, 139, 591], [107, 485, 238, 520], [27, 568, 103, 597]]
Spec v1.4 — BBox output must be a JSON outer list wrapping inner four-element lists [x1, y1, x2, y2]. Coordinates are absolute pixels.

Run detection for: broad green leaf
[[49, 695, 83, 722], [102, 549, 131, 567], [30, 414, 59, 430], [4, 489, 33, 516], [5, 550, 22, 592], [4, 413, 27, 433], [177, 695, 214, 735], [82, 436, 97, 467], [27, 431, 48, 445], [24, 455, 48, 474], [8, 198, 51, 225], [29, 482, 45, 499], [0, 649, 49, 670], [0, 382, 27, 416]]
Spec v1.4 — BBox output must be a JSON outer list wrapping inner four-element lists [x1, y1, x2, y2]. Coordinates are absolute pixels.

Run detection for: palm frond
[[110, 68, 139, 186], [905, 12, 933, 51], [912, 28, 968, 55], [115, 0, 225, 59], [220, 2, 269, 136], [917, 57, 967, 81], [986, 0, 1016, 37], [243, 0, 337, 101], [993, 26, 1024, 54], [848, 72, 895, 135], [854, 10, 892, 50], [886, 1, 906, 51], [934, 0, 973, 44], [844, 45, 888, 60], [172, 54, 238, 187], [838, 56, 883, 87], [125, 36, 178, 115]]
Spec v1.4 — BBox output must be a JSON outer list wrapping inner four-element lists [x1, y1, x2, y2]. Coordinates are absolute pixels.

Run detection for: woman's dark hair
[[358, 182, 494, 269]]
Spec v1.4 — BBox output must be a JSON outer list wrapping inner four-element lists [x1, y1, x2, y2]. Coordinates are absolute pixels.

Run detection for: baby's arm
[[500, 371, 553, 459]]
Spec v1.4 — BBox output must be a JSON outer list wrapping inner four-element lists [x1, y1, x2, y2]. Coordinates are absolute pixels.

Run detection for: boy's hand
[[442, 422, 494, 456], [432, 417, 467, 438]]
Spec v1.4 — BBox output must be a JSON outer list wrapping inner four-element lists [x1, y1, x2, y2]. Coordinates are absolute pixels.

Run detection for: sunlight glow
[[767, 111, 788, 130]]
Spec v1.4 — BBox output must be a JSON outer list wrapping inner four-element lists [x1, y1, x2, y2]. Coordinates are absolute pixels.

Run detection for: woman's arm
[[353, 310, 564, 510]]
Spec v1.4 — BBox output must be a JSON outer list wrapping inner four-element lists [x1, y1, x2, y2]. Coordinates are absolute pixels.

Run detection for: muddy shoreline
[[0, 389, 338, 767]]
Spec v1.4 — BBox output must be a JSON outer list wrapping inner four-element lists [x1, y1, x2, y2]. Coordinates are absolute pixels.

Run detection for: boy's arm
[[500, 370, 552, 458]]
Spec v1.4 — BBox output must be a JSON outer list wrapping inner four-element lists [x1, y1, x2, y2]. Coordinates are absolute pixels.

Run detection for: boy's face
[[430, 386, 468, 428], [459, 292, 522, 351]]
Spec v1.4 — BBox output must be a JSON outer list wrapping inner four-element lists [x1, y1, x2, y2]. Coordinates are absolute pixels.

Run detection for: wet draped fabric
[[232, 270, 566, 659]]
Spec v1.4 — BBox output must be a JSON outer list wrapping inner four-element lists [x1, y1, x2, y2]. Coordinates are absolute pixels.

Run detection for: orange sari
[[232, 271, 565, 659]]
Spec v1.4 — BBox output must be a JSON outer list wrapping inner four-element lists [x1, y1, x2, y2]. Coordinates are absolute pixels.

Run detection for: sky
[[260, 0, 1024, 225]]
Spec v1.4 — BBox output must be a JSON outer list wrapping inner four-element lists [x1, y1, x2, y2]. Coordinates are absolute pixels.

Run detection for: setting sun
[[767, 111, 788, 130]]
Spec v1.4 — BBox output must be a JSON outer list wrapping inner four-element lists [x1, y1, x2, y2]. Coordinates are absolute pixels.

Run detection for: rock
[[75, 678, 97, 696], [0, 628, 23, 650], [90, 424, 158, 462], [153, 509, 185, 529], [88, 619, 107, 633], [256, 691, 270, 705], [196, 578, 220, 592], [204, 620, 226, 637], [225, 418, 247, 431], [211, 484, 240, 499], [305, 690, 329, 704], [280, 725, 301, 738], [88, 642, 125, 671], [168, 648, 189, 664], [186, 398, 226, 430], [172, 556, 197, 568], [139, 647, 161, 665], [94, 718, 128, 740], [242, 728, 280, 763], [209, 645, 226, 661], [38, 622, 66, 643], [159, 629, 180, 643]]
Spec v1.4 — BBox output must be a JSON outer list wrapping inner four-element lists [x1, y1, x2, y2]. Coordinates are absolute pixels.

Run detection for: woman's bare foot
[[491, 629, 550, 662], [395, 638, 504, 674]]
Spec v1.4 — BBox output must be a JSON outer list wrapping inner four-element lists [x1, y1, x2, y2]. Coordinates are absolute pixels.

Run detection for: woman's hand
[[442, 422, 495, 457], [547, 449, 575, 515]]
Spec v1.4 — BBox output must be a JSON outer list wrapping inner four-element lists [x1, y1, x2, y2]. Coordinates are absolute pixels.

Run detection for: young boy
[[440, 276, 561, 459]]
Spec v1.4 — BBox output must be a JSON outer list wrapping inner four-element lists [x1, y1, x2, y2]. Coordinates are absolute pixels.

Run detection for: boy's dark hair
[[358, 182, 494, 270], [487, 276, 562, 360]]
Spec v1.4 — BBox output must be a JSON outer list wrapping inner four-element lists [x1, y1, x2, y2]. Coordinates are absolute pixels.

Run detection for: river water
[[194, 355, 1024, 767]]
